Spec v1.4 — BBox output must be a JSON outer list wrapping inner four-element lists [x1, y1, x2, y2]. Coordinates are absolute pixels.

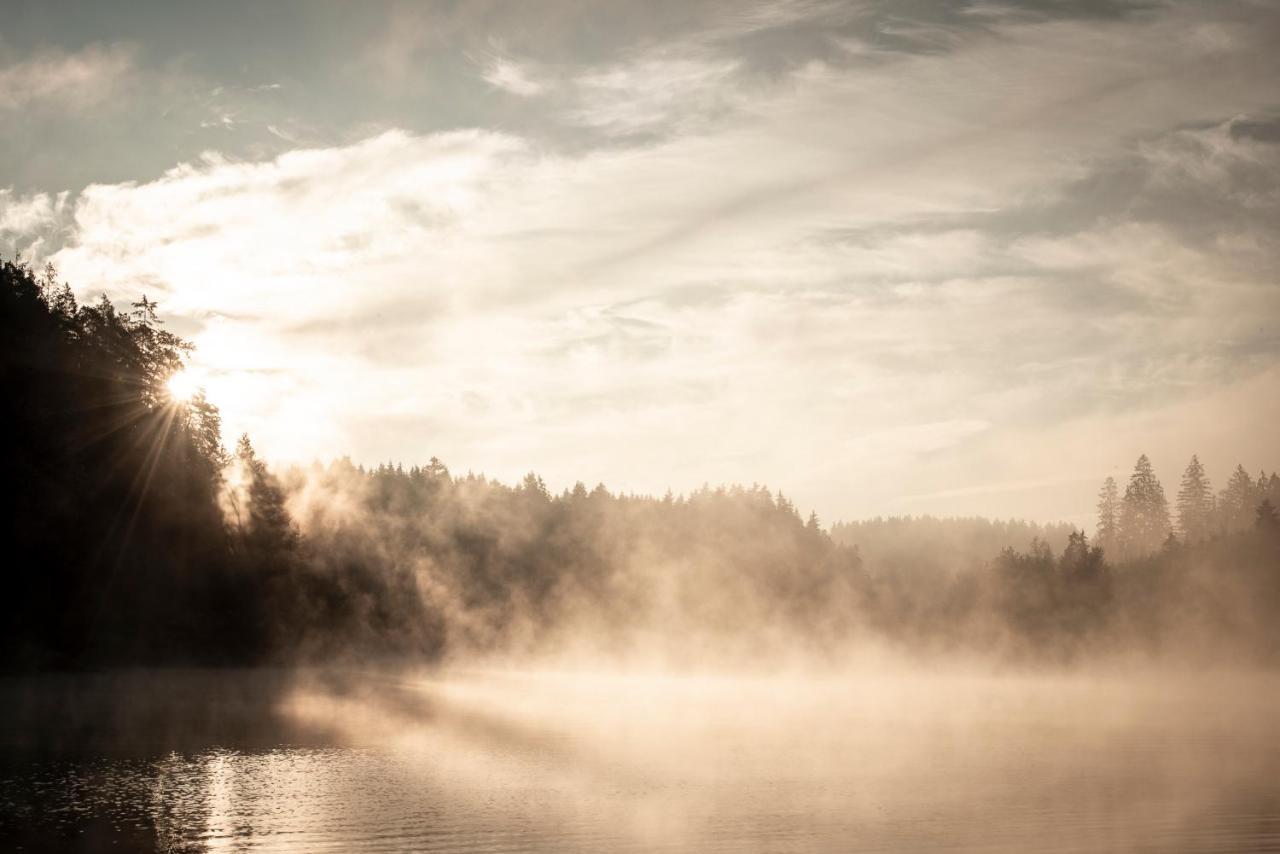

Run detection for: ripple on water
[[0, 671, 1278, 853]]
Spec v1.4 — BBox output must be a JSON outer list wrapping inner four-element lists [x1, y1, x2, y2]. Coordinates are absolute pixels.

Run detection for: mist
[[5, 0, 1280, 847], [269, 453, 1280, 673], [5, 257, 1280, 850]]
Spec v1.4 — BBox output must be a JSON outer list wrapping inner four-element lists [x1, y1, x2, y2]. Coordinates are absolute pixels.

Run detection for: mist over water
[[3, 666, 1279, 852], [5, 0, 1280, 849], [3, 252, 1280, 851]]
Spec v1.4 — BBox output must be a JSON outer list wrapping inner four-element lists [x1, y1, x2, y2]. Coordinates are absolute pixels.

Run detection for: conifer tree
[[232, 434, 299, 556], [1218, 465, 1255, 532], [1096, 476, 1119, 555], [1257, 498, 1279, 531], [1175, 455, 1212, 543], [1118, 454, 1170, 558]]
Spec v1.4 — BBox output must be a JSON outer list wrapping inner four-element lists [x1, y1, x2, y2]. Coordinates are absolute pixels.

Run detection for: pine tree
[[1256, 498, 1279, 531], [1175, 455, 1212, 543], [1218, 465, 1255, 532], [1096, 476, 1119, 555], [1118, 454, 1170, 559], [1061, 530, 1104, 580], [520, 471, 550, 500], [232, 434, 298, 555]]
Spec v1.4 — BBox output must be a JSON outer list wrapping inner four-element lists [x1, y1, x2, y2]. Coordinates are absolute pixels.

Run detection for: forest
[[3, 258, 1279, 671]]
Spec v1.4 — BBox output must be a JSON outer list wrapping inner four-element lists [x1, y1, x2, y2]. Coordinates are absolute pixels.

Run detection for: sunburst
[[166, 369, 203, 402]]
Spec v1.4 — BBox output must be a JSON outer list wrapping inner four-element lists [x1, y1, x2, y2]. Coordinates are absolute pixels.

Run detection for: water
[[1, 668, 1278, 852]]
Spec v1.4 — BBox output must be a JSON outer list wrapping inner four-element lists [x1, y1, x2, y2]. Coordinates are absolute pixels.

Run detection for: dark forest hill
[[3, 259, 1280, 670]]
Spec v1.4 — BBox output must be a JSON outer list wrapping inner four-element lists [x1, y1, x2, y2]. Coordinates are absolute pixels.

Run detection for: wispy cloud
[[481, 56, 547, 97], [0, 43, 135, 111], [569, 54, 744, 137], [7, 0, 1277, 522]]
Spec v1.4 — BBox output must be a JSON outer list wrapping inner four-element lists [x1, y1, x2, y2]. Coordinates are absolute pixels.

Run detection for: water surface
[[2, 668, 1278, 852]]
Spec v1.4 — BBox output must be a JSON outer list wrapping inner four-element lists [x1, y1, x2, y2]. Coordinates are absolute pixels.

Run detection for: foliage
[[0, 260, 434, 669]]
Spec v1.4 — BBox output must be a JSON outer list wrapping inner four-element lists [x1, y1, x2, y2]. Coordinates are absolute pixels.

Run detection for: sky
[[2, 0, 1278, 525]]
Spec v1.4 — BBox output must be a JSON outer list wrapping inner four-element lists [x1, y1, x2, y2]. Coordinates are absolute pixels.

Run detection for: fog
[[268, 453, 1280, 673], [4, 664, 1279, 852], [7, 0, 1280, 844], [5, 199, 1280, 849]]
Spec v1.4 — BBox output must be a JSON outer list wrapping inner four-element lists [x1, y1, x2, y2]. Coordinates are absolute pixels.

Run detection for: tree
[[1118, 454, 1170, 559], [993, 539, 1057, 642], [1218, 465, 1255, 533], [1057, 530, 1111, 637], [231, 434, 298, 556], [126, 294, 192, 407], [1061, 530, 1105, 577], [1257, 498, 1279, 531], [182, 390, 230, 475], [1096, 476, 1119, 555], [1, 261, 236, 666], [1175, 455, 1212, 544], [520, 471, 550, 500]]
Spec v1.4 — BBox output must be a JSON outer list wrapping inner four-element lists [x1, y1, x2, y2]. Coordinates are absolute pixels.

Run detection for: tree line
[[3, 259, 1278, 669], [1096, 453, 1280, 560], [1, 260, 435, 669]]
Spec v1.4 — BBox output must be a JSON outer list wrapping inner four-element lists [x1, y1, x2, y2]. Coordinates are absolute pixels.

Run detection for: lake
[[1, 667, 1278, 852]]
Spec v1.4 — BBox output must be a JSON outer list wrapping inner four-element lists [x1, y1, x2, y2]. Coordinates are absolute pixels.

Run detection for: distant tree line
[[282, 459, 868, 660], [282, 456, 1280, 665], [1095, 453, 1280, 560], [4, 259, 1279, 669]]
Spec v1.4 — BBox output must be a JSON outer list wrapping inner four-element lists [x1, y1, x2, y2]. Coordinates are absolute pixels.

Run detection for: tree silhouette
[[1118, 455, 1170, 559], [232, 434, 299, 556], [1217, 466, 1259, 533], [1096, 476, 1119, 555], [1175, 455, 1212, 544], [6, 258, 1280, 669], [1257, 498, 1279, 531]]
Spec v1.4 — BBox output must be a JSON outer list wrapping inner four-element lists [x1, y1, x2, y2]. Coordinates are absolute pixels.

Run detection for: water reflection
[[1, 670, 1278, 852]]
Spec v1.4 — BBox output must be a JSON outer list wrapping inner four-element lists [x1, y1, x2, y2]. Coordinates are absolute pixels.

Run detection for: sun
[[166, 369, 203, 402]]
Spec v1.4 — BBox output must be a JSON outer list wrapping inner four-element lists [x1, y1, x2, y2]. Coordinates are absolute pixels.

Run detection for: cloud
[[0, 189, 64, 234], [481, 56, 547, 97], [0, 188, 70, 260], [266, 124, 302, 143], [0, 43, 135, 112], [55, 128, 525, 315], [30, 0, 1280, 523], [200, 114, 238, 130], [569, 54, 744, 137]]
